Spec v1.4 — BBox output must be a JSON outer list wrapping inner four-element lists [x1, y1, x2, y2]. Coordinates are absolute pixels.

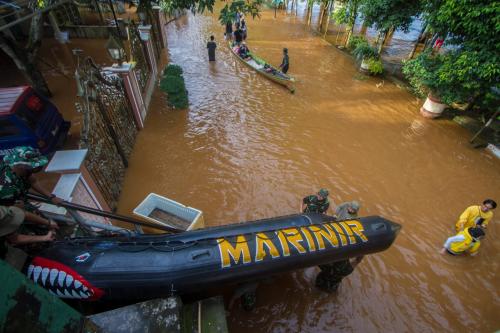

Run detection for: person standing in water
[[315, 256, 364, 292], [316, 200, 362, 292], [335, 201, 360, 220], [279, 48, 289, 74], [455, 199, 496, 231], [301, 188, 330, 214], [207, 35, 217, 61]]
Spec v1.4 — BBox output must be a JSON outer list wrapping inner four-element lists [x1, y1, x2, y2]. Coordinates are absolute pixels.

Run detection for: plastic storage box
[[133, 193, 204, 231]]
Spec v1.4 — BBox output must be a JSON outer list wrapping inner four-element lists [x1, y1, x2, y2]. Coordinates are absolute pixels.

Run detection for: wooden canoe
[[229, 42, 296, 93]]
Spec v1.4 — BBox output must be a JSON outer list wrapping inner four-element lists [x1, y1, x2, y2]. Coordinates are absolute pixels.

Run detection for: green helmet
[[3, 146, 48, 169], [318, 188, 329, 198]]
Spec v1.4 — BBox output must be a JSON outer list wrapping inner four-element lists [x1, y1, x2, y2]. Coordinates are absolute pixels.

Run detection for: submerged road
[[118, 7, 500, 332]]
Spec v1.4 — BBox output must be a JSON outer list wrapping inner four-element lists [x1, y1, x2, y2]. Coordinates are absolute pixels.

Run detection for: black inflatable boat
[[25, 214, 401, 301]]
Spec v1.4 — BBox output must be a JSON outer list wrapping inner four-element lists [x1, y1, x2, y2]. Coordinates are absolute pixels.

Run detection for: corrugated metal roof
[[0, 86, 29, 115]]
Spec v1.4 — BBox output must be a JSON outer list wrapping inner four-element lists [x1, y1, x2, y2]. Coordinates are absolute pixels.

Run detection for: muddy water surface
[[117, 8, 500, 333]]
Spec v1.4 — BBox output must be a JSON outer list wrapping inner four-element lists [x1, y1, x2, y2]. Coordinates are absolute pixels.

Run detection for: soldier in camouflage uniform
[[315, 256, 364, 292], [0, 147, 62, 230], [301, 188, 330, 214], [316, 200, 363, 292]]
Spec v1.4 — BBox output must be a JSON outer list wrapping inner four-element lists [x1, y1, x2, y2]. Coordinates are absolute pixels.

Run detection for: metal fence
[[75, 57, 138, 209]]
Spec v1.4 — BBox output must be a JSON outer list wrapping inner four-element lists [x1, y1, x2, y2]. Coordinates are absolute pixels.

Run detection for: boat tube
[[25, 214, 401, 301]]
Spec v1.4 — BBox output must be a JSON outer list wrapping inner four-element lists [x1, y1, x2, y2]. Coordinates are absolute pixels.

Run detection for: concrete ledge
[[88, 297, 181, 333]]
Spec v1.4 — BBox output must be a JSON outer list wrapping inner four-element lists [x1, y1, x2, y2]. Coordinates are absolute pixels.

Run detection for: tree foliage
[[402, 50, 443, 98], [332, 0, 358, 27], [219, 0, 263, 24], [423, 0, 499, 48], [403, 0, 499, 108], [359, 0, 422, 33], [140, 0, 263, 24]]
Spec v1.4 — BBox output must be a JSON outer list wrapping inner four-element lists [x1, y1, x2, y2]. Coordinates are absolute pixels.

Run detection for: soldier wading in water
[[301, 188, 330, 214], [316, 200, 364, 292]]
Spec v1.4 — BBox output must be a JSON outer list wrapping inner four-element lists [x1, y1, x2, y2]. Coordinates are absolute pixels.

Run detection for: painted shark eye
[[27, 257, 103, 300]]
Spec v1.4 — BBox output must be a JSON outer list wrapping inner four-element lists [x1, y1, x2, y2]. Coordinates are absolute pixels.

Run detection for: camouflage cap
[[318, 188, 329, 198], [3, 146, 48, 169]]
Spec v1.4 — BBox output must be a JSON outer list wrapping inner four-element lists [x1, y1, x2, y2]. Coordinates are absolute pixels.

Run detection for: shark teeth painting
[[27, 257, 104, 300]]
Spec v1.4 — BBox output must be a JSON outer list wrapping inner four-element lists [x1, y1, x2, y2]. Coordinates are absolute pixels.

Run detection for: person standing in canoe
[[234, 27, 243, 45], [207, 35, 216, 62], [224, 21, 233, 40], [279, 48, 289, 74], [241, 18, 247, 41]]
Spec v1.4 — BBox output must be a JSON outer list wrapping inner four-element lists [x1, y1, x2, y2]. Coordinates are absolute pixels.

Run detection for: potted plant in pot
[[402, 51, 447, 118], [352, 42, 383, 75], [347, 36, 368, 52]]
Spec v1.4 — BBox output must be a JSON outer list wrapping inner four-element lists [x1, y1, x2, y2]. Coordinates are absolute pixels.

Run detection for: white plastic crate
[[133, 193, 204, 231]]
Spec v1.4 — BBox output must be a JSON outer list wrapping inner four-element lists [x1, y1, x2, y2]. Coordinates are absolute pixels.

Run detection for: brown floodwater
[[117, 7, 500, 333]]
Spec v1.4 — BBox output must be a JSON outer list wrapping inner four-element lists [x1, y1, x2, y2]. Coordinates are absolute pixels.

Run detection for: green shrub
[[366, 58, 383, 75], [163, 64, 183, 77], [347, 36, 368, 52], [353, 43, 378, 61], [160, 69, 189, 109], [402, 51, 442, 99], [160, 75, 184, 93]]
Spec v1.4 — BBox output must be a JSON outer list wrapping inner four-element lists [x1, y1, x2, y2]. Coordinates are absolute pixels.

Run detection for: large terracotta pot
[[420, 94, 446, 118]]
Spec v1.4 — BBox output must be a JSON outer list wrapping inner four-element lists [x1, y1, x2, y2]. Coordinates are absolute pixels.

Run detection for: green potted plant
[[402, 51, 447, 118], [347, 35, 368, 52], [352, 42, 377, 62], [365, 58, 383, 75], [352, 42, 382, 75]]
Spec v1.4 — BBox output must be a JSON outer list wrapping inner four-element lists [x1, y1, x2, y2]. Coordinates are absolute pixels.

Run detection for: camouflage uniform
[[315, 259, 354, 292], [0, 146, 48, 205], [0, 163, 31, 205], [302, 195, 330, 214]]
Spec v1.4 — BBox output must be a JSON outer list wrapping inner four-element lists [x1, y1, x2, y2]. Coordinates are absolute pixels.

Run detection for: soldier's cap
[[0, 206, 24, 237], [3, 146, 48, 169], [318, 188, 329, 198], [350, 201, 360, 211]]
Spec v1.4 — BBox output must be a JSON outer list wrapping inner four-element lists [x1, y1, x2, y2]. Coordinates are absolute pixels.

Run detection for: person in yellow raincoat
[[441, 227, 485, 256], [455, 199, 496, 231]]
